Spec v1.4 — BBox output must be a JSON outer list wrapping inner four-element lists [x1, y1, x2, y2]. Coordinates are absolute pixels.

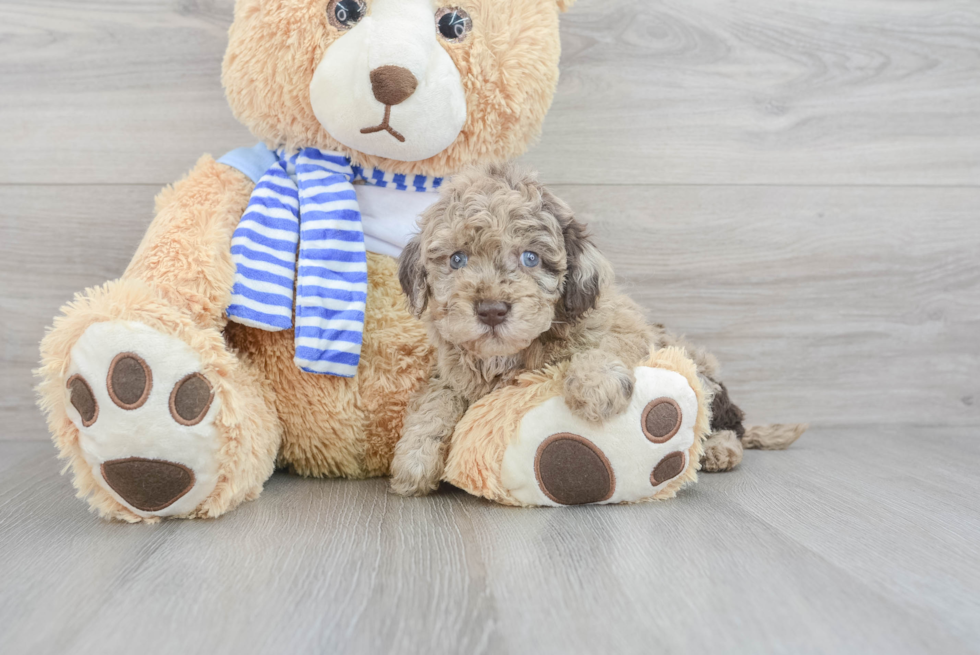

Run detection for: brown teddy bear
[[37, 0, 797, 522]]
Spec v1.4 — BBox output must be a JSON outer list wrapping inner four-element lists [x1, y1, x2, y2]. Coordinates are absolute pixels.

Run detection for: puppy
[[389, 164, 759, 496]]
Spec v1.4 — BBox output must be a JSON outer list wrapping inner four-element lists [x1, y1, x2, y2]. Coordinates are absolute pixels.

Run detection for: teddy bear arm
[[445, 347, 710, 506], [122, 155, 254, 328]]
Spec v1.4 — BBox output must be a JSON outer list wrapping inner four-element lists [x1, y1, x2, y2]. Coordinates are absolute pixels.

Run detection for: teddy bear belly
[[225, 252, 433, 479]]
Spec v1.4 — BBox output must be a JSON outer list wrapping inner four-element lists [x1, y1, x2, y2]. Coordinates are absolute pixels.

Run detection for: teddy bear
[[37, 0, 785, 522]]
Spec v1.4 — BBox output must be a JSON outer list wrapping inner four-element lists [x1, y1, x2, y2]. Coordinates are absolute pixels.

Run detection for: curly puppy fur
[[389, 164, 758, 496]]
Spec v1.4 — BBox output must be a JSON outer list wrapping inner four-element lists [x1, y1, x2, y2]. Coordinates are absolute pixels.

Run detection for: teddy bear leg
[[444, 347, 710, 507], [38, 280, 282, 522], [37, 157, 282, 521]]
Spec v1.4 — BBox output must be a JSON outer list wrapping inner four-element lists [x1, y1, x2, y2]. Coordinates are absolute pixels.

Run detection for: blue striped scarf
[[226, 148, 443, 377]]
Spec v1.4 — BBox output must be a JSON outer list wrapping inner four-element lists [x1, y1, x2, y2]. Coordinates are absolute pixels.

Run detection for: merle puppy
[[390, 164, 803, 496]]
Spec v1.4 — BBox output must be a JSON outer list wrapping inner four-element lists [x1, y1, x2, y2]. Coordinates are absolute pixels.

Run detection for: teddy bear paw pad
[[500, 367, 699, 506], [63, 321, 220, 518], [534, 433, 615, 505]]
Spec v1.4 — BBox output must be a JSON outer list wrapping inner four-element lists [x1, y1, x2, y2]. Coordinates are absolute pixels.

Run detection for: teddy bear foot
[[63, 321, 223, 519], [500, 366, 701, 506]]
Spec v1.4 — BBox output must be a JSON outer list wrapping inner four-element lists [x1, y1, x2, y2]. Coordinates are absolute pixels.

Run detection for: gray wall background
[[1, 0, 978, 436]]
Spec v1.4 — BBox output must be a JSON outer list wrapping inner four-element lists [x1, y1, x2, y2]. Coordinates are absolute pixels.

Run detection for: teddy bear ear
[[557, 0, 576, 12]]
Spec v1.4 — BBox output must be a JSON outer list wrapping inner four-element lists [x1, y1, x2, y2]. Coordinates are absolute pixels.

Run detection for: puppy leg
[[699, 376, 747, 472], [390, 379, 467, 496], [657, 331, 750, 472], [701, 429, 744, 472], [563, 349, 636, 423]]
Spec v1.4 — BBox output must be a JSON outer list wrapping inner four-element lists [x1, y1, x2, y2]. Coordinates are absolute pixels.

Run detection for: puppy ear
[[541, 187, 612, 321], [556, 0, 576, 12], [398, 236, 429, 318], [562, 221, 612, 321]]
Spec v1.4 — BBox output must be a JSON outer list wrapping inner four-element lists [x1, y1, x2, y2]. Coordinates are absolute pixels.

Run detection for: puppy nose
[[370, 65, 418, 106], [476, 300, 511, 327]]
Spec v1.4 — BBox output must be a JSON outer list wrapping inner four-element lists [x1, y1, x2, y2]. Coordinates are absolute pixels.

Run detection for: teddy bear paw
[[63, 321, 221, 518], [499, 367, 700, 506]]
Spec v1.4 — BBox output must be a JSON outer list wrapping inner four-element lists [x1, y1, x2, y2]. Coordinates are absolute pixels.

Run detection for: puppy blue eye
[[450, 252, 468, 270], [521, 251, 540, 267]]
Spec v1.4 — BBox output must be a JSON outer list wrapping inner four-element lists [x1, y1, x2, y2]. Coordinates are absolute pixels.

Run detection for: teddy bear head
[[222, 0, 575, 177]]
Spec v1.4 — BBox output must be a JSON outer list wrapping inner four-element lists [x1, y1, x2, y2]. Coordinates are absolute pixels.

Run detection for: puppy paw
[[701, 429, 743, 472], [389, 437, 445, 497], [563, 352, 635, 423]]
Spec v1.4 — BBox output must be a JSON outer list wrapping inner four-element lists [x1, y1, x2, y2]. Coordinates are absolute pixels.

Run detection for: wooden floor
[[1, 0, 978, 653]]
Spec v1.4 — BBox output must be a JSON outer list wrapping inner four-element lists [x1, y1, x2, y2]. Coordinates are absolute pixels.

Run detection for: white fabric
[[501, 367, 699, 507], [356, 183, 439, 258], [309, 0, 467, 162], [65, 321, 221, 518]]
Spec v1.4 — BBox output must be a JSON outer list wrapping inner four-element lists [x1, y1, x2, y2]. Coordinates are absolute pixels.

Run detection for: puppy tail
[[742, 423, 807, 450]]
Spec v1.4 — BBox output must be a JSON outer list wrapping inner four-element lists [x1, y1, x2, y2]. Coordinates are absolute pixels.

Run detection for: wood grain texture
[[528, 0, 980, 185], [556, 184, 980, 428], [0, 431, 977, 655], [1, 0, 979, 652], [0, 0, 978, 185], [3, 184, 977, 438], [0, 0, 250, 186], [0, 185, 158, 440]]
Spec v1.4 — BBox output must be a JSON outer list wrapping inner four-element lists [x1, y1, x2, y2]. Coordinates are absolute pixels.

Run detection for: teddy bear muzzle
[[308, 0, 467, 161]]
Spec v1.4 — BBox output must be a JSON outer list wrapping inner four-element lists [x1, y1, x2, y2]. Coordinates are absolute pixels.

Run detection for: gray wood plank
[[0, 431, 976, 655], [0, 185, 157, 440], [3, 183, 977, 440], [529, 0, 980, 186], [0, 0, 250, 186], [2, 1, 979, 653], [716, 425, 980, 648], [1, 0, 978, 185], [558, 184, 980, 429]]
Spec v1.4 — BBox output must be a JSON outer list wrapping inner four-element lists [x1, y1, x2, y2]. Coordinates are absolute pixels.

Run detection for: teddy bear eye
[[450, 252, 468, 270], [521, 251, 540, 268], [435, 7, 472, 42], [328, 0, 366, 30]]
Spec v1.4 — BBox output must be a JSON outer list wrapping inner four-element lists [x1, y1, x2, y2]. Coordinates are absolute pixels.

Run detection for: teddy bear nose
[[370, 65, 418, 106], [476, 300, 511, 327]]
